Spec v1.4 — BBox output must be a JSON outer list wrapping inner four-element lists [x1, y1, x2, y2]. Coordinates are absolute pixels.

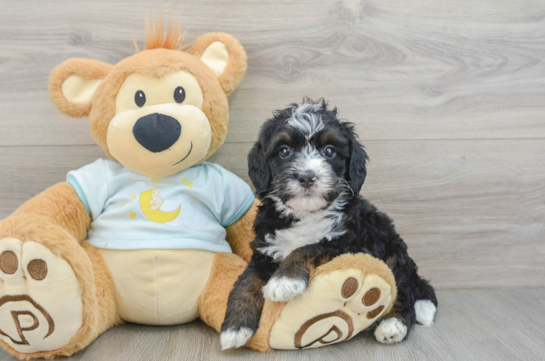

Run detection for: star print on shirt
[[182, 178, 195, 190], [151, 178, 160, 183], [128, 212, 136, 219]]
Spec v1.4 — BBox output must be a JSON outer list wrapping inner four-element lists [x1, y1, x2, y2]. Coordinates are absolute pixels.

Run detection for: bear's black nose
[[133, 113, 181, 153]]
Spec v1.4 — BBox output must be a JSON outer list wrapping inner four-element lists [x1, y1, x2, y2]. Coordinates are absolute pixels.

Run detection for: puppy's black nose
[[133, 113, 181, 153], [297, 170, 317, 188]]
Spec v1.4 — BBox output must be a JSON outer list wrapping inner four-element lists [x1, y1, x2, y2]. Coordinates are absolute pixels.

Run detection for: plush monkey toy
[[0, 21, 397, 359]]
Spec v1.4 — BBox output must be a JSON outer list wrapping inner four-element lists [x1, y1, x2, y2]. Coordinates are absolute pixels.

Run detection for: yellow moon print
[[139, 189, 181, 223]]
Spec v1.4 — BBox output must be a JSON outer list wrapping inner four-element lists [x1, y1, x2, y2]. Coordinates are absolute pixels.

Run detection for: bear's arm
[[224, 198, 260, 263], [10, 182, 91, 242]]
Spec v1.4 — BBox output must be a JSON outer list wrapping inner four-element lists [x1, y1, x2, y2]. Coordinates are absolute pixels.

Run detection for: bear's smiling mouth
[[172, 142, 193, 166]]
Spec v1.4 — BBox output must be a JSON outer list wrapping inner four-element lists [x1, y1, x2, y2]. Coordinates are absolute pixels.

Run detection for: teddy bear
[[149, 189, 164, 211], [0, 20, 397, 359]]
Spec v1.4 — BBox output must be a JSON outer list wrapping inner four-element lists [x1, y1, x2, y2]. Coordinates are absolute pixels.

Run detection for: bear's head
[[49, 23, 246, 178]]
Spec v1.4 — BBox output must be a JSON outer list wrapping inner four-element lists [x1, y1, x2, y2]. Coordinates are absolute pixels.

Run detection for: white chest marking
[[259, 208, 345, 261]]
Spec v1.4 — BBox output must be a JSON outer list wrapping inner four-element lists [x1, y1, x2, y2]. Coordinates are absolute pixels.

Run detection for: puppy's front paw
[[220, 327, 254, 350], [374, 317, 408, 344], [263, 277, 307, 302]]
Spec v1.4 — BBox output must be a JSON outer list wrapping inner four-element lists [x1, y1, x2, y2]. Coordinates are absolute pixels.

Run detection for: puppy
[[220, 99, 437, 349]]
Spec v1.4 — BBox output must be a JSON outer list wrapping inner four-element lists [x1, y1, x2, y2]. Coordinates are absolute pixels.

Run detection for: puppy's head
[[248, 99, 368, 212]]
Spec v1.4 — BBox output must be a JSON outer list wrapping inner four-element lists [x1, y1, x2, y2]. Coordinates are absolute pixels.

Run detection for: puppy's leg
[[414, 275, 437, 326], [374, 288, 414, 344], [375, 255, 436, 343], [264, 244, 337, 302], [220, 258, 272, 350]]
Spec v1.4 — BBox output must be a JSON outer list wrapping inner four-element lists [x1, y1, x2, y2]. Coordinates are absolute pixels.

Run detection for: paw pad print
[[1, 251, 48, 281], [341, 277, 385, 319], [0, 237, 82, 352], [0, 251, 18, 275], [269, 269, 393, 350]]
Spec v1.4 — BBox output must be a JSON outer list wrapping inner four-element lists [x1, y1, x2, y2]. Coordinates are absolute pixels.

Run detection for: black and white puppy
[[220, 99, 437, 349]]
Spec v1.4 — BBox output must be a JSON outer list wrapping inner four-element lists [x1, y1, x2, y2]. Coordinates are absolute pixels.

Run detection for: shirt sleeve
[[66, 159, 110, 221], [215, 165, 255, 227]]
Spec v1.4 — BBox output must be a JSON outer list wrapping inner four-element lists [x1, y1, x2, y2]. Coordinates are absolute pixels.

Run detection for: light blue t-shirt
[[67, 159, 254, 253]]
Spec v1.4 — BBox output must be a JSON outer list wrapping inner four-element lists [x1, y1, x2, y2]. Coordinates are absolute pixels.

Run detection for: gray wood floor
[[2, 289, 544, 361], [1, 0, 544, 359]]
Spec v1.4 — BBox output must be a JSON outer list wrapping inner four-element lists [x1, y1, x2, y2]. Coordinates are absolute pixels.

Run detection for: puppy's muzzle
[[133, 113, 181, 153], [297, 170, 317, 188]]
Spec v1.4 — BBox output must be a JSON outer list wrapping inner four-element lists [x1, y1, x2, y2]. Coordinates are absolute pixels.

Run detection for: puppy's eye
[[174, 86, 185, 103], [279, 146, 292, 158], [322, 145, 336, 159], [135, 90, 146, 107]]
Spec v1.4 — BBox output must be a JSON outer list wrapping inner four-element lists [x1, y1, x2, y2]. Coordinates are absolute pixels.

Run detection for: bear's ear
[[188, 33, 247, 95], [49, 58, 113, 118]]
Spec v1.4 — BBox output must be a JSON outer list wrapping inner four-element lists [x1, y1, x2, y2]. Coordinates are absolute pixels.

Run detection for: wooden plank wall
[[0, 0, 544, 289]]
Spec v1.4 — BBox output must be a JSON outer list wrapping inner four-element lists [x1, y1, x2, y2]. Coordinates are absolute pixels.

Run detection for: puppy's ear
[[248, 141, 271, 198], [343, 122, 368, 195]]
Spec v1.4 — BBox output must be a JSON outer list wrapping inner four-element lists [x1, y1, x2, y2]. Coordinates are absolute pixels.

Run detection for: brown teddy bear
[[0, 20, 396, 359]]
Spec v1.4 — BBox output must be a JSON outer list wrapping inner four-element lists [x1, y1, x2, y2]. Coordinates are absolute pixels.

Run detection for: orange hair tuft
[[134, 15, 188, 52]]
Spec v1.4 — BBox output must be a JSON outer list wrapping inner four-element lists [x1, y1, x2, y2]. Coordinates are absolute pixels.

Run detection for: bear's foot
[[0, 237, 83, 354], [248, 253, 396, 351], [269, 272, 393, 349]]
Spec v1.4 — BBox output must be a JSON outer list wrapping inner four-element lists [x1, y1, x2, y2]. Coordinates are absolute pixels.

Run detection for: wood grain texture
[[0, 0, 544, 289], [1, 1, 544, 358], [1, 0, 545, 146], [1, 289, 544, 361], [1, 139, 543, 289]]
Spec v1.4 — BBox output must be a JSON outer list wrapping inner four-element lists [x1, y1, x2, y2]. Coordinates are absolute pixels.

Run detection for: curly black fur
[[221, 99, 437, 343]]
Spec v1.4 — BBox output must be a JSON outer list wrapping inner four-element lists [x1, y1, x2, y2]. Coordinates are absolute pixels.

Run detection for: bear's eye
[[174, 86, 185, 104], [135, 90, 146, 107]]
